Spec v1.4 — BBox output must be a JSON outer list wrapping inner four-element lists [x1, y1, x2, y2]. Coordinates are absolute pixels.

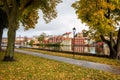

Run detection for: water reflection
[[33, 45, 109, 55]]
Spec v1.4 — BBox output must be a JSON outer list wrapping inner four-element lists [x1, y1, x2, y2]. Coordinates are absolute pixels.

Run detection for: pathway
[[15, 49, 120, 74]]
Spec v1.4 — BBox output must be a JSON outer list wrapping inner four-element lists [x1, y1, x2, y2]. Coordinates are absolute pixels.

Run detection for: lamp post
[[88, 38, 90, 45], [73, 27, 76, 58], [19, 35, 21, 47]]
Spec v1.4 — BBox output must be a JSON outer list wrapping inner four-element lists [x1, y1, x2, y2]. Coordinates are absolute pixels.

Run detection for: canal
[[33, 44, 110, 56]]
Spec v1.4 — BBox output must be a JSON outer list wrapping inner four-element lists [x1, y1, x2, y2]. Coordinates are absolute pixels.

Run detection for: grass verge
[[19, 48, 120, 67], [0, 51, 120, 80]]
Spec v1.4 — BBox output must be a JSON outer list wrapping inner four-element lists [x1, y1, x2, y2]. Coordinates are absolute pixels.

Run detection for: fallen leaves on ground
[[0, 51, 120, 80]]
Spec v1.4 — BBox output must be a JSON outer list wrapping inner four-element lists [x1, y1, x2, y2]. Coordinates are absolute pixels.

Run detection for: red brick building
[[48, 36, 65, 44], [72, 38, 85, 46]]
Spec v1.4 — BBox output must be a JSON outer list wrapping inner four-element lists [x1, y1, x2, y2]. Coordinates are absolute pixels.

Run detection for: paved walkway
[[15, 49, 120, 74]]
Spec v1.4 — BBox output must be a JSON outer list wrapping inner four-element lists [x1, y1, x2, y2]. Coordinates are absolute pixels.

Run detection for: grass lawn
[[0, 51, 120, 80], [20, 48, 120, 67]]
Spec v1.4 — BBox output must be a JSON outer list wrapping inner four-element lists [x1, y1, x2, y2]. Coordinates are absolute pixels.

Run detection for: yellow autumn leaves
[[72, 0, 120, 38]]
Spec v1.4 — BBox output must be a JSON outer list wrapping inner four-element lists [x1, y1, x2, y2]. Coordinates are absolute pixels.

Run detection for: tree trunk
[[109, 32, 117, 58], [116, 28, 120, 59], [0, 28, 3, 51], [3, 21, 16, 61], [100, 34, 117, 58], [107, 43, 116, 58], [3, 0, 18, 61]]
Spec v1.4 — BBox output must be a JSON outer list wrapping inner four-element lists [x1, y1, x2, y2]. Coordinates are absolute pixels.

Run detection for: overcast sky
[[3, 0, 88, 38]]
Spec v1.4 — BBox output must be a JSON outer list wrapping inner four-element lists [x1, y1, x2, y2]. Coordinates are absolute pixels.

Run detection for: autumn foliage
[[72, 0, 120, 59]]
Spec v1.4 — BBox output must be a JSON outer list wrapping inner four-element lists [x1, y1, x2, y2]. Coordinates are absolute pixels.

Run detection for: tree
[[72, 0, 120, 59], [0, 8, 8, 51], [82, 29, 88, 37], [38, 33, 46, 42], [38, 33, 46, 48], [23, 36, 28, 46], [82, 29, 102, 42], [0, 0, 62, 61], [29, 40, 34, 47]]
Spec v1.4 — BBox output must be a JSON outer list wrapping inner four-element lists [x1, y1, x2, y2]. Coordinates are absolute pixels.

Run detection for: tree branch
[[18, 0, 34, 18], [20, 0, 34, 12], [104, 0, 110, 19], [110, 32, 116, 47], [1, 0, 10, 16], [100, 34, 110, 44]]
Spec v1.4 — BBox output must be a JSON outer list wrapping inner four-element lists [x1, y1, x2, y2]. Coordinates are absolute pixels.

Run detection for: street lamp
[[73, 27, 76, 58], [73, 27, 76, 37], [19, 35, 21, 47]]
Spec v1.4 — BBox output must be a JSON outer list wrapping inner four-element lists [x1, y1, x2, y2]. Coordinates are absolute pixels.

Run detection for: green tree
[[38, 33, 46, 48], [0, 8, 8, 51], [72, 0, 120, 59], [29, 40, 34, 47], [23, 36, 28, 46], [0, 0, 62, 61], [82, 29, 89, 37]]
